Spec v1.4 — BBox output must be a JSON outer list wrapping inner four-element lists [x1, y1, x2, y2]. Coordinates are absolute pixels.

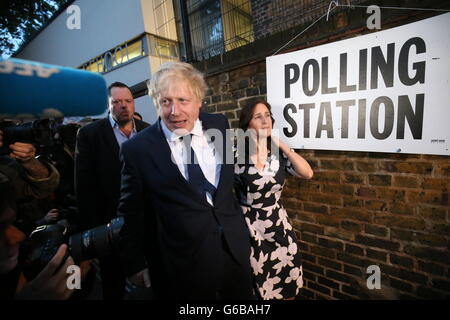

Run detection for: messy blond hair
[[147, 61, 207, 108]]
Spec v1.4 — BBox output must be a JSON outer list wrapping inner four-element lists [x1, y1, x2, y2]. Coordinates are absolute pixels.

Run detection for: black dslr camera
[[23, 217, 124, 280], [0, 119, 61, 154]]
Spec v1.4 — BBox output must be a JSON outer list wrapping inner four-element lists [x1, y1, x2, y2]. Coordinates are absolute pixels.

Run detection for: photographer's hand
[[128, 268, 151, 288], [44, 208, 60, 222], [15, 244, 75, 300], [9, 142, 49, 179]]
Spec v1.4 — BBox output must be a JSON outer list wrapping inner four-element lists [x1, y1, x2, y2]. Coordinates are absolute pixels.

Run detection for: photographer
[[0, 172, 75, 300], [0, 128, 60, 235]]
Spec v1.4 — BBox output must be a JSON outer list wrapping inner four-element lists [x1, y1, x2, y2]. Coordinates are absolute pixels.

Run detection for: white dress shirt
[[160, 118, 221, 205]]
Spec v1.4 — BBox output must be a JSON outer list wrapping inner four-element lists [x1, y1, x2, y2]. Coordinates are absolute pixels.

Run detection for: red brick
[[389, 202, 416, 215], [417, 206, 446, 221], [331, 207, 372, 222], [344, 244, 364, 256], [326, 270, 357, 285], [357, 187, 377, 198], [301, 232, 317, 244], [318, 257, 342, 271], [325, 227, 355, 241], [311, 245, 336, 259], [392, 175, 419, 188], [416, 233, 448, 247], [303, 202, 329, 214], [366, 248, 388, 262], [421, 178, 450, 190], [299, 222, 324, 235], [318, 237, 344, 250], [343, 197, 364, 208], [407, 190, 447, 206], [309, 193, 342, 206], [343, 173, 365, 184], [308, 282, 331, 295], [320, 160, 354, 171], [341, 220, 362, 232], [315, 215, 341, 227], [355, 235, 400, 251], [434, 163, 450, 177], [380, 161, 433, 174], [294, 211, 316, 223], [355, 161, 378, 173], [344, 264, 363, 277], [369, 174, 392, 186], [364, 200, 388, 211], [404, 245, 450, 264], [390, 254, 414, 268], [375, 188, 406, 201], [374, 215, 426, 230], [323, 184, 355, 196], [314, 171, 341, 183], [317, 276, 340, 290], [364, 224, 389, 237], [302, 261, 324, 275], [418, 261, 445, 276]]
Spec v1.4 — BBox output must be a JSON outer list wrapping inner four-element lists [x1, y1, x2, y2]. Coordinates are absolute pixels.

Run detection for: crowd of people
[[0, 61, 313, 300]]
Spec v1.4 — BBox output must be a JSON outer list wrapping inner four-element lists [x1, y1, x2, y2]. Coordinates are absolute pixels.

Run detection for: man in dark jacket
[[118, 63, 255, 300], [75, 82, 149, 299]]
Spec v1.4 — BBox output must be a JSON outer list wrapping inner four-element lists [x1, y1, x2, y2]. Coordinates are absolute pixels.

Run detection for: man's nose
[[171, 102, 179, 115], [5, 225, 25, 246]]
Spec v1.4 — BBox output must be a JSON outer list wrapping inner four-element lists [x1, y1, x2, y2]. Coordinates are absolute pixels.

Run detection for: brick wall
[[203, 58, 449, 299], [250, 0, 330, 40]]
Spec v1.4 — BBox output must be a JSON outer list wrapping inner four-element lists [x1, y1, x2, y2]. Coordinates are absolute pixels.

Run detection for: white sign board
[[267, 13, 450, 155]]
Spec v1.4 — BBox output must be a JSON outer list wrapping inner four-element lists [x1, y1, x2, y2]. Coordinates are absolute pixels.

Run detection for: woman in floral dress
[[234, 100, 313, 300]]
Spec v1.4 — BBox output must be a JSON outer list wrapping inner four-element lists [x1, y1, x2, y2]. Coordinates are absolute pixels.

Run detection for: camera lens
[[68, 217, 123, 262]]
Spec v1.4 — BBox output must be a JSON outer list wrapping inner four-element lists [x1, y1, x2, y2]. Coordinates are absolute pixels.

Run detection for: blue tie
[[182, 134, 217, 200]]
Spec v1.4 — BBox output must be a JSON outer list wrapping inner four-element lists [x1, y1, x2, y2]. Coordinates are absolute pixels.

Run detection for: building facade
[[15, 0, 180, 123]]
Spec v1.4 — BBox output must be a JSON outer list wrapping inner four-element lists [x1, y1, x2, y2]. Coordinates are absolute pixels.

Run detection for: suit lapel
[[100, 118, 120, 157], [199, 113, 228, 197]]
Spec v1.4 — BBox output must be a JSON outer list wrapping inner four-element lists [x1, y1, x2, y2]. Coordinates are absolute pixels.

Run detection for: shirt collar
[[160, 118, 203, 142], [109, 113, 136, 132]]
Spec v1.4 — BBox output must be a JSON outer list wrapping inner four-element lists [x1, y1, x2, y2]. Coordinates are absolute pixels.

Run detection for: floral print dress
[[234, 151, 304, 300]]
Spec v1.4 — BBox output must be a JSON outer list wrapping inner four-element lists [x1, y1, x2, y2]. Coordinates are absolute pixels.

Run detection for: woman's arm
[[272, 136, 313, 179]]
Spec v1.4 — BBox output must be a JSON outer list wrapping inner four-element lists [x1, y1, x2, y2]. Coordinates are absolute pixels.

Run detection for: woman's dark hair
[[238, 100, 276, 158], [239, 100, 275, 130]]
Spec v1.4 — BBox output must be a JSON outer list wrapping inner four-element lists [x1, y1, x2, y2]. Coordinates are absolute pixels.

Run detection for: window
[[182, 0, 254, 61], [79, 37, 147, 74], [149, 35, 179, 59], [187, 0, 225, 60], [221, 0, 254, 51]]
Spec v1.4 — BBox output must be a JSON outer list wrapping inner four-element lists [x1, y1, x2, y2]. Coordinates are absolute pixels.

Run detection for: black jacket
[[74, 117, 149, 230]]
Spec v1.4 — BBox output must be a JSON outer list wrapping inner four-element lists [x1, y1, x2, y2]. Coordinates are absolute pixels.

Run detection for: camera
[[0, 119, 61, 152], [23, 217, 123, 280], [57, 206, 78, 222]]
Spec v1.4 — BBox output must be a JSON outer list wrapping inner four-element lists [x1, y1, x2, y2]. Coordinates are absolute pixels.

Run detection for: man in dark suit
[[74, 81, 149, 299], [118, 62, 255, 299]]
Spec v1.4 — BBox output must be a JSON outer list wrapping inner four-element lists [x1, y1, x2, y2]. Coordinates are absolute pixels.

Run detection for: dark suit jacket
[[75, 117, 149, 231], [117, 113, 251, 298]]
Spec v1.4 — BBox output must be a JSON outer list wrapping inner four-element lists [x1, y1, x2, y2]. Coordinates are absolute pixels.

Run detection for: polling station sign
[[267, 13, 450, 155]]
